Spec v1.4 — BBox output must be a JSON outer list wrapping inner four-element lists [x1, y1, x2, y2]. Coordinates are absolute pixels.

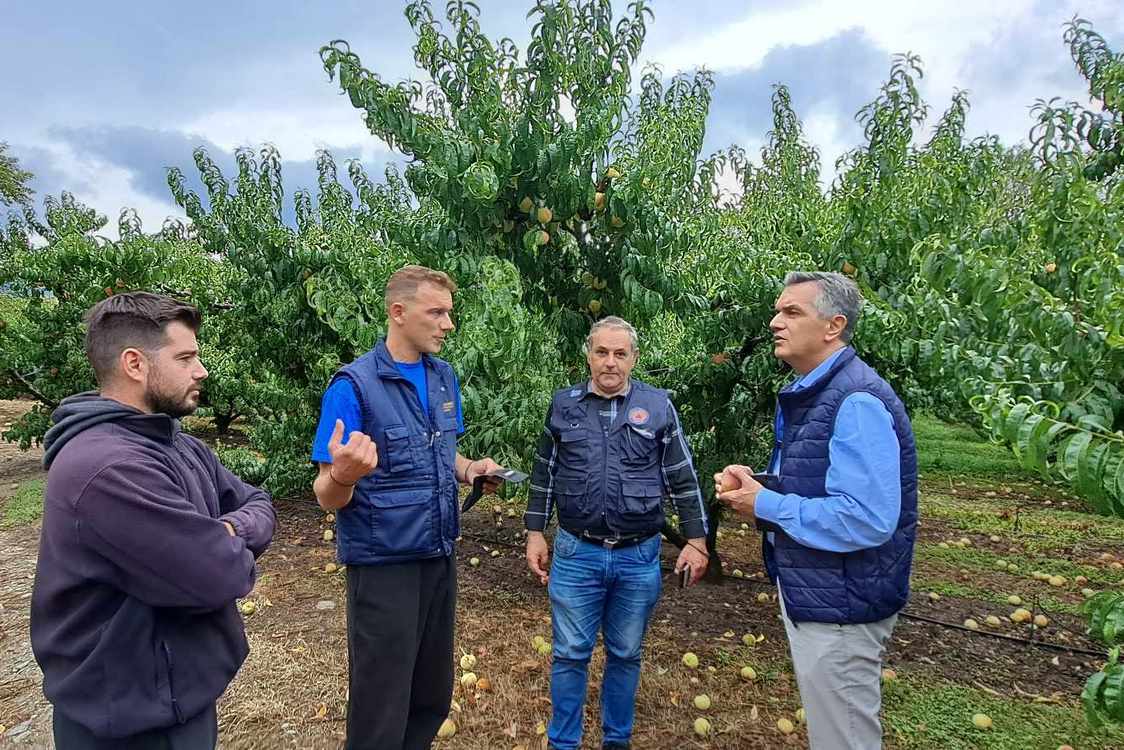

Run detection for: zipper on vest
[[388, 365, 447, 551], [601, 422, 609, 531]]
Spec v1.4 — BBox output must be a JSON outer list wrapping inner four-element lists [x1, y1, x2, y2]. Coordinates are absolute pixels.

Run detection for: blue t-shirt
[[395, 359, 429, 417], [311, 362, 465, 464]]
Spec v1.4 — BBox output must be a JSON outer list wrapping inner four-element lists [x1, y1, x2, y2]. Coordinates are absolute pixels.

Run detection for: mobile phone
[[678, 566, 691, 589], [751, 472, 779, 489]]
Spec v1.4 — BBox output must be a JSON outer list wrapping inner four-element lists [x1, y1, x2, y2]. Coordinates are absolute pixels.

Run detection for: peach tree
[[317, 0, 798, 485]]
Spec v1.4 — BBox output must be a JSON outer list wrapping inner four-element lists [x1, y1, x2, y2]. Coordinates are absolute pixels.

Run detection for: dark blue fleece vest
[[331, 340, 460, 565], [763, 348, 918, 624], [548, 381, 669, 536]]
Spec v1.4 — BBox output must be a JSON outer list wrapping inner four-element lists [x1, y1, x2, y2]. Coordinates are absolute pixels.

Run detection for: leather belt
[[564, 527, 656, 550]]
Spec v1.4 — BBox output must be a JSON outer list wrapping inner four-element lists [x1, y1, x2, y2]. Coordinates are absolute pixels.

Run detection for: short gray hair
[[783, 271, 862, 343], [583, 316, 639, 354]]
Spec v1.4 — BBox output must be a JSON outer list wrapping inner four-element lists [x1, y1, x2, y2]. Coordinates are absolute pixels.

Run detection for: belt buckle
[[602, 537, 619, 549]]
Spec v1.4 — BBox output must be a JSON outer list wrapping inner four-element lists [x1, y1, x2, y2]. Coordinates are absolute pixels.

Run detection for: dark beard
[[145, 385, 198, 418]]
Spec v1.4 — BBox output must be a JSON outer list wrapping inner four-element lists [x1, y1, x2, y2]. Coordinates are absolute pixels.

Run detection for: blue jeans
[[547, 529, 662, 750]]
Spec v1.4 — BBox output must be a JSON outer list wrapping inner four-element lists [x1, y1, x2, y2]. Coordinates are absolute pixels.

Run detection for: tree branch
[[6, 369, 59, 410]]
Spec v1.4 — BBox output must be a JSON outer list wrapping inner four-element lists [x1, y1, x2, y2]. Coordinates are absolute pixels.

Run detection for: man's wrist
[[329, 469, 356, 488], [753, 488, 783, 523], [684, 537, 709, 558], [459, 459, 477, 484]]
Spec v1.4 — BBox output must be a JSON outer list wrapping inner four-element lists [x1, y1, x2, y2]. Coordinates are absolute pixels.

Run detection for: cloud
[[7, 135, 187, 239], [702, 29, 887, 157], [645, 0, 1041, 81], [11, 126, 402, 236], [5, 0, 1124, 234], [648, 1, 1124, 189], [955, 0, 1124, 146]]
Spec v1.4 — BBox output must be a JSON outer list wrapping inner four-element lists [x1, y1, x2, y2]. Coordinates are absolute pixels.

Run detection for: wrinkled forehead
[[588, 327, 635, 352]]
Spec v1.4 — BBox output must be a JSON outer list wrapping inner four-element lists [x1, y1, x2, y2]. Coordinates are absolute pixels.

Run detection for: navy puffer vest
[[331, 340, 460, 566], [763, 348, 918, 624]]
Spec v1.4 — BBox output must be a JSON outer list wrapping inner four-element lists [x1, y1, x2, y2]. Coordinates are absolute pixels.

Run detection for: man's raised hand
[[327, 419, 378, 486]]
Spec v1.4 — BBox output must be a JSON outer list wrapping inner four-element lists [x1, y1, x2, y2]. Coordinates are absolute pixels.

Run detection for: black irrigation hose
[[459, 531, 1109, 659], [461, 531, 528, 550], [895, 611, 1105, 657]]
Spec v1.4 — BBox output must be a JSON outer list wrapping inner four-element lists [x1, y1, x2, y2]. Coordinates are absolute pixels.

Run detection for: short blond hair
[[384, 265, 457, 312]]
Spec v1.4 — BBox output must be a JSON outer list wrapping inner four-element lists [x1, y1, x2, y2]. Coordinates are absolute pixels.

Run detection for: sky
[[2, 0, 1122, 237]]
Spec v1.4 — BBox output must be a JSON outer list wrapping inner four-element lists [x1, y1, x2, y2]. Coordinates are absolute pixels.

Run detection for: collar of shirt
[[581, 379, 632, 401], [787, 346, 849, 393]]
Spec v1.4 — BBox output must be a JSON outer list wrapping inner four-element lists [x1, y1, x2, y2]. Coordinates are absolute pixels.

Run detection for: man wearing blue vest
[[310, 265, 500, 750], [716, 271, 917, 750], [524, 316, 710, 750]]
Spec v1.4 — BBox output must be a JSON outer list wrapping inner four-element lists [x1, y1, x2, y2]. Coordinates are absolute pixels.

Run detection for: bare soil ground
[[1, 399, 1121, 749]]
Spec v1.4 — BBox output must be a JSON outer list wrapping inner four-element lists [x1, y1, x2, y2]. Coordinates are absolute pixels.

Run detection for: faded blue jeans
[[547, 529, 662, 750]]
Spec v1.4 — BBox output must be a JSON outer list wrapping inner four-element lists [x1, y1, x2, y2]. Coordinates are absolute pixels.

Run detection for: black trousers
[[345, 554, 457, 750], [52, 703, 217, 750]]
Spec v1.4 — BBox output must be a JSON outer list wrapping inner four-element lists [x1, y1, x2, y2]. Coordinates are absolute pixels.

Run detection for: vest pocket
[[382, 426, 417, 473], [552, 478, 590, 528], [556, 428, 589, 466], [617, 481, 663, 532], [622, 425, 658, 468], [370, 488, 436, 556]]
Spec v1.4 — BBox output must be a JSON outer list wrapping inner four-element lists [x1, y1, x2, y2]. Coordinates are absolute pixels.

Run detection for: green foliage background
[[1, 2, 1122, 723]]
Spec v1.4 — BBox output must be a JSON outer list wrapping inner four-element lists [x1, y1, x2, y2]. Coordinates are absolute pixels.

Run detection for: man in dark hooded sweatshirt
[[31, 292, 276, 749]]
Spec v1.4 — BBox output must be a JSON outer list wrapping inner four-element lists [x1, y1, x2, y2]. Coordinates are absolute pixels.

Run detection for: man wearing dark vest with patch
[[310, 265, 500, 750], [524, 316, 710, 750], [717, 272, 917, 750]]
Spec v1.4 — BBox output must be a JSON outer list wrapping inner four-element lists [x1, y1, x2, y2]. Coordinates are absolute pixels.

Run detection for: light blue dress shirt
[[755, 347, 902, 553]]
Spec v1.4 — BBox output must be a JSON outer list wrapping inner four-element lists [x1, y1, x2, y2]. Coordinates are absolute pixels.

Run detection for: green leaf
[[1084, 669, 1110, 728], [1060, 430, 1093, 483], [1013, 410, 1040, 464], [1105, 664, 1124, 723], [1078, 439, 1112, 515]]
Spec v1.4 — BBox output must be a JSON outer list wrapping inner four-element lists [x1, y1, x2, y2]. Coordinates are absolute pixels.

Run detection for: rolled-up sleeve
[[755, 393, 900, 553], [661, 401, 708, 539]]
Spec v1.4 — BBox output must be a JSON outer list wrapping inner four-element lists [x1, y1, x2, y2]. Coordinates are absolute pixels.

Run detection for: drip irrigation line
[[458, 531, 1109, 658], [895, 611, 1105, 657]]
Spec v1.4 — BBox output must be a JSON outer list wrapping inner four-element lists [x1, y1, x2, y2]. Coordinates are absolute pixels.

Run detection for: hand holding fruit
[[327, 419, 378, 485], [714, 465, 763, 520], [714, 465, 751, 494]]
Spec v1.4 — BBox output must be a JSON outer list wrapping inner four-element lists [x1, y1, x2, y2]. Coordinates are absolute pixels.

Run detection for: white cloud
[[14, 137, 186, 241], [802, 110, 852, 188], [648, 1, 1033, 79], [182, 106, 388, 163], [646, 0, 1124, 167]]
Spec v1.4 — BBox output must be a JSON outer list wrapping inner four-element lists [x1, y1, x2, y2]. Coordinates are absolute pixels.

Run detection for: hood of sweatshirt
[[42, 392, 179, 469]]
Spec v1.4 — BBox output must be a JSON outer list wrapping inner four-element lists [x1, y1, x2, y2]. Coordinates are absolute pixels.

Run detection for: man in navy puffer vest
[[310, 265, 501, 750], [717, 272, 917, 750]]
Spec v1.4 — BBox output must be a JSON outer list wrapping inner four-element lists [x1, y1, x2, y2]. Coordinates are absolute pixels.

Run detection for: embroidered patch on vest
[[441, 400, 454, 413], [627, 407, 650, 425], [569, 388, 582, 398]]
